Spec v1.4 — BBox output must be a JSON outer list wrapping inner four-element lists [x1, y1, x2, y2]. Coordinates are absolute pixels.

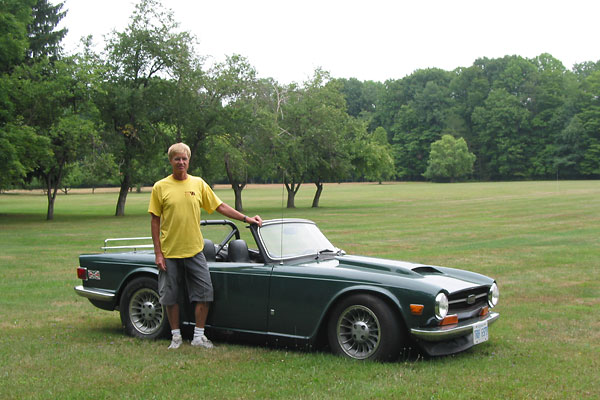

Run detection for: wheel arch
[[313, 285, 409, 345], [115, 268, 158, 310]]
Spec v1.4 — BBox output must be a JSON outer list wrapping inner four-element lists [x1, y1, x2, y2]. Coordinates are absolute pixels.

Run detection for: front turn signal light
[[480, 306, 489, 316], [440, 314, 458, 326]]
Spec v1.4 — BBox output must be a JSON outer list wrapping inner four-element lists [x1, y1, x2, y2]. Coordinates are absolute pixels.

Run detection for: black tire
[[119, 276, 169, 339], [327, 294, 404, 361]]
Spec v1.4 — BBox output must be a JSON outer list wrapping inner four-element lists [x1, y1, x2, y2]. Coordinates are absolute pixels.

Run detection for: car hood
[[333, 254, 492, 294]]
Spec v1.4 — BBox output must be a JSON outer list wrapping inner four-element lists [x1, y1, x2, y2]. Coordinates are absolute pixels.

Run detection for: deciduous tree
[[0, 0, 35, 73], [472, 89, 530, 180], [212, 59, 276, 211], [352, 126, 395, 184], [276, 70, 354, 208], [423, 134, 475, 182], [97, 0, 194, 216]]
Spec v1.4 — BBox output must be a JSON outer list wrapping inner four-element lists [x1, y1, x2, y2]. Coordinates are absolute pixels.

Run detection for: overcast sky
[[59, 0, 600, 84]]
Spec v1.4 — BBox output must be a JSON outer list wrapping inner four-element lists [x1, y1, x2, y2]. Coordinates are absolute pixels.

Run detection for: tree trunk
[[224, 154, 246, 212], [311, 181, 323, 208], [285, 179, 301, 208], [287, 190, 296, 208], [46, 184, 56, 220], [233, 184, 244, 212], [44, 165, 64, 221], [115, 171, 130, 216], [46, 197, 55, 220]]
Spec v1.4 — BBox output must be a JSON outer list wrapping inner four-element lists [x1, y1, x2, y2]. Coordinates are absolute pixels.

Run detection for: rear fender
[[114, 267, 159, 309]]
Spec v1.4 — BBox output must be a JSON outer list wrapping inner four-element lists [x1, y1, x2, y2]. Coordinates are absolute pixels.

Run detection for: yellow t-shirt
[[148, 175, 223, 258]]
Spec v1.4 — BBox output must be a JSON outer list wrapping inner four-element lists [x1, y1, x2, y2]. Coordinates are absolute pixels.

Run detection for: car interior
[[203, 238, 262, 263]]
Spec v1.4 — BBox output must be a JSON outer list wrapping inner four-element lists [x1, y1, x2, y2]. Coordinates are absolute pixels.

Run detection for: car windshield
[[259, 220, 337, 259]]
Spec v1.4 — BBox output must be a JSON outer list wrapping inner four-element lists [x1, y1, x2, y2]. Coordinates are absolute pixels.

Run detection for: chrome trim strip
[[257, 220, 332, 262], [410, 312, 499, 342], [74, 286, 116, 302]]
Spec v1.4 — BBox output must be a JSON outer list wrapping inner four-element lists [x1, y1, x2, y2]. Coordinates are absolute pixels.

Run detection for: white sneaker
[[168, 335, 183, 349], [191, 335, 214, 349]]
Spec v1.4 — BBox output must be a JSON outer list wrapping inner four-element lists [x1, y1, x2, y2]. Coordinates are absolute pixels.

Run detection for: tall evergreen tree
[[26, 0, 67, 62]]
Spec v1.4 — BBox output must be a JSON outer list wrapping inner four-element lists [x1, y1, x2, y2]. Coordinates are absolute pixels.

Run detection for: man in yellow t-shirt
[[149, 142, 262, 349]]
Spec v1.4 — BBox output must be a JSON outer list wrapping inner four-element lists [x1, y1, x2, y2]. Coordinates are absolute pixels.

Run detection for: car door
[[208, 261, 273, 333], [266, 260, 346, 339]]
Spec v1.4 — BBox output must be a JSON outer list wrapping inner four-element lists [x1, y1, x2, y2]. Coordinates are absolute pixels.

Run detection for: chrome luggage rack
[[102, 237, 153, 252]]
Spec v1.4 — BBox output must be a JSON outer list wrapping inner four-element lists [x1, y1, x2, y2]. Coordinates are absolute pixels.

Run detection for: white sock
[[194, 327, 204, 338], [171, 329, 181, 338]]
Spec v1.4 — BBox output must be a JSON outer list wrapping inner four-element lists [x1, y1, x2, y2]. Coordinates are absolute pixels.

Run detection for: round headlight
[[488, 283, 499, 308], [435, 292, 449, 320]]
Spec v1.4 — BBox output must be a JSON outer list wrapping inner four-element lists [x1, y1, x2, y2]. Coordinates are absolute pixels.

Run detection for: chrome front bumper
[[410, 312, 499, 342], [74, 285, 116, 302]]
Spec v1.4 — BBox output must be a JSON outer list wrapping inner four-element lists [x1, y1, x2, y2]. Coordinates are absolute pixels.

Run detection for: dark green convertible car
[[75, 219, 499, 361]]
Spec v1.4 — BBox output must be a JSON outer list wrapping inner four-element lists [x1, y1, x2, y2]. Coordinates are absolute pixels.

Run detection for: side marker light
[[410, 304, 424, 315]]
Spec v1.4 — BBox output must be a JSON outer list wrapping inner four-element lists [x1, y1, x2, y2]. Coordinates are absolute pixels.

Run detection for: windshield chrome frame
[[256, 219, 338, 262]]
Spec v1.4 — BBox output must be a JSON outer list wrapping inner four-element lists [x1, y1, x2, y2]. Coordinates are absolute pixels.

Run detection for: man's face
[[170, 152, 189, 175]]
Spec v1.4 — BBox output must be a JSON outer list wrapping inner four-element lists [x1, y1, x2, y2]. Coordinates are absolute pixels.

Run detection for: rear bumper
[[74, 285, 116, 302], [410, 312, 499, 342]]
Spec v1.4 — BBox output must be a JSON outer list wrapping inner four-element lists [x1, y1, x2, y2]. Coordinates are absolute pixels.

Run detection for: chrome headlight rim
[[488, 282, 499, 308], [434, 292, 449, 320]]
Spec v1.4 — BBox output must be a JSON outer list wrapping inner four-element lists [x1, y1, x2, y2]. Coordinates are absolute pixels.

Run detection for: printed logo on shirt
[[185, 191, 196, 196]]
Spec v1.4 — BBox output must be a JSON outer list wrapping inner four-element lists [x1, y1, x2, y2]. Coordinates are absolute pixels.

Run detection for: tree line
[[347, 55, 600, 182], [1, 0, 599, 220]]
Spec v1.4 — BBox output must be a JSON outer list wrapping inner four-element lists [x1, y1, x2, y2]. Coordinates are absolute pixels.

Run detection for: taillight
[[77, 267, 88, 280]]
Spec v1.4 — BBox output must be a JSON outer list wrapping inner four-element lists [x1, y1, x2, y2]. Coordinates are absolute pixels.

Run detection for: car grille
[[448, 286, 489, 320]]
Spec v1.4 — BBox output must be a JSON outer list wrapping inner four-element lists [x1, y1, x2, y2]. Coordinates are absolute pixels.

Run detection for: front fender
[[311, 284, 407, 340]]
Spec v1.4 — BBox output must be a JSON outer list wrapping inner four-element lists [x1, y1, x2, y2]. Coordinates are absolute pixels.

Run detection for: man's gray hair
[[168, 143, 191, 160]]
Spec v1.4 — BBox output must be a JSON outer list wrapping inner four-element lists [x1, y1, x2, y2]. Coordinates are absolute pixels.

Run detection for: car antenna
[[279, 166, 285, 265]]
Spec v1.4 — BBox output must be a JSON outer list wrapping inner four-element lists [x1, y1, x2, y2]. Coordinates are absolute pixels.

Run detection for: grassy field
[[0, 181, 598, 399]]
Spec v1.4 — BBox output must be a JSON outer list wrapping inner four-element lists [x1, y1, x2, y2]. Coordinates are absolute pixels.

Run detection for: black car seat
[[228, 239, 250, 262], [203, 239, 216, 262]]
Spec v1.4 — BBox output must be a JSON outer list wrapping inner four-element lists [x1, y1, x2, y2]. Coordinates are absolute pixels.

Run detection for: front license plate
[[473, 321, 489, 345]]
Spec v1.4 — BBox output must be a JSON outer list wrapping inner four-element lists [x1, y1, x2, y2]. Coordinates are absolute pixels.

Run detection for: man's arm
[[150, 213, 167, 271], [216, 203, 263, 227]]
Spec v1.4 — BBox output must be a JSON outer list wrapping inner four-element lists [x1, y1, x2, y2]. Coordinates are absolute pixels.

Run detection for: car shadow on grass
[[198, 326, 427, 363]]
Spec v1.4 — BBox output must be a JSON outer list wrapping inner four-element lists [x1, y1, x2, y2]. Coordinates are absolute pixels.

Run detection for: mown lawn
[[0, 181, 598, 399]]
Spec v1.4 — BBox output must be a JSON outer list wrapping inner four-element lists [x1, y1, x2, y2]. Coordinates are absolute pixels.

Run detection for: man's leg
[[165, 303, 182, 349], [166, 303, 180, 330], [191, 302, 213, 348], [194, 302, 209, 328], [186, 253, 214, 348], [159, 259, 183, 349]]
